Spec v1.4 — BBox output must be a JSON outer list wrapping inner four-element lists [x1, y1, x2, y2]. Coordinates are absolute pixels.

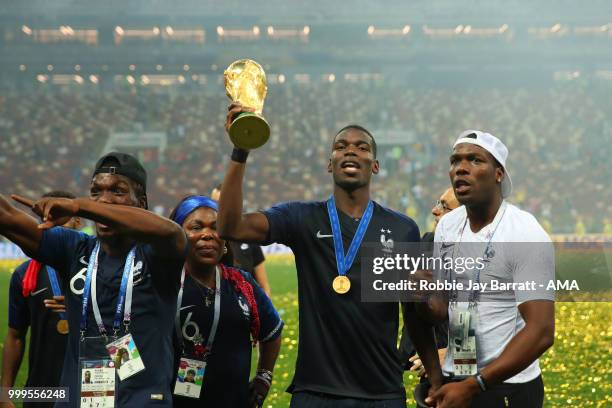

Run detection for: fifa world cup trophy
[[224, 59, 270, 150]]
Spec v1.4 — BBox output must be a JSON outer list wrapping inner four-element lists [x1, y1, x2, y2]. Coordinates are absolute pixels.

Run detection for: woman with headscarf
[[169, 196, 283, 408]]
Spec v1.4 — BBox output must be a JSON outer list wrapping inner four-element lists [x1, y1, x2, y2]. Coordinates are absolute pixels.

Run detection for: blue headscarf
[[171, 196, 218, 226]]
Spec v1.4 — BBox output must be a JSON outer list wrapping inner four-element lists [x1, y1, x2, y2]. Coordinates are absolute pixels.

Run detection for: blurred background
[[0, 0, 611, 233]]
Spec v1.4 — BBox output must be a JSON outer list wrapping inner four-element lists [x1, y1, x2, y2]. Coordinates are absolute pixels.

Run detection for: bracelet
[[231, 148, 249, 163], [474, 373, 488, 392], [254, 375, 271, 390], [255, 369, 273, 388]]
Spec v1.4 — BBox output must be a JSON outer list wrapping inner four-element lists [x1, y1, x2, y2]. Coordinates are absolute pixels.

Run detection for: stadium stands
[[0, 80, 609, 233]]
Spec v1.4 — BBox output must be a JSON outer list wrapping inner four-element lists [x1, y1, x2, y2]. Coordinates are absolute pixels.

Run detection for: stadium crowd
[[0, 80, 609, 233]]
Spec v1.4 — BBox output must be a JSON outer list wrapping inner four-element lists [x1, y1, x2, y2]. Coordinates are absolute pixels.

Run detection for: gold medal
[[332, 276, 351, 294], [56, 319, 69, 334]]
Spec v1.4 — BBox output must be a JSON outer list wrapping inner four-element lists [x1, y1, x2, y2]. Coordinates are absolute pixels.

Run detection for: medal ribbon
[[326, 195, 374, 277], [175, 266, 222, 354], [47, 266, 66, 321], [81, 242, 137, 337]]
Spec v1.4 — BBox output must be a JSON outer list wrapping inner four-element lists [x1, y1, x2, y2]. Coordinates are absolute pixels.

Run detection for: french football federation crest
[[380, 228, 394, 253]]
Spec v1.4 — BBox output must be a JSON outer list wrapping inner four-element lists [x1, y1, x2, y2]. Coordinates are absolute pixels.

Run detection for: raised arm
[[217, 103, 271, 244], [12, 195, 186, 259], [0, 194, 42, 257]]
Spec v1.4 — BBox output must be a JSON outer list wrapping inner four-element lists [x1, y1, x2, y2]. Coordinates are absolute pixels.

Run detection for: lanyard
[[46, 266, 66, 321], [326, 195, 374, 276], [80, 242, 137, 338], [176, 266, 221, 353], [450, 201, 507, 307]]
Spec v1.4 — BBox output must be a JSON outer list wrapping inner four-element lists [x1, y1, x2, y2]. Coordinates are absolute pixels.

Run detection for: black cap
[[92, 152, 147, 192]]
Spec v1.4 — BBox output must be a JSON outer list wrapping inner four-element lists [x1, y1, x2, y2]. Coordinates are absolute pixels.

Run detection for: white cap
[[453, 130, 513, 198]]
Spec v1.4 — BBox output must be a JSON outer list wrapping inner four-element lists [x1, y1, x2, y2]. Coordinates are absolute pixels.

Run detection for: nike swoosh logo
[[179, 305, 195, 311], [441, 243, 454, 249], [316, 231, 333, 239], [31, 287, 48, 296]]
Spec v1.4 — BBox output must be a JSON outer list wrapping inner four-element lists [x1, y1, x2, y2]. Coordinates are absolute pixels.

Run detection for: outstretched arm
[[0, 194, 42, 257], [217, 103, 271, 244], [12, 195, 186, 259]]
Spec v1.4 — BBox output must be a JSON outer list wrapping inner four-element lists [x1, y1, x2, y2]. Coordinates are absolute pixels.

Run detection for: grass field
[[1, 257, 610, 407]]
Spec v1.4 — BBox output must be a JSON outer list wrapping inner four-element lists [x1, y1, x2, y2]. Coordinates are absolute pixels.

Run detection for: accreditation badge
[[449, 309, 478, 377], [105, 333, 145, 381], [79, 336, 116, 408], [173, 357, 206, 399]]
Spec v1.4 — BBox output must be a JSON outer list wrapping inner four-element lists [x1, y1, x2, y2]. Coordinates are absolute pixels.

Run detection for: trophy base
[[229, 113, 270, 150]]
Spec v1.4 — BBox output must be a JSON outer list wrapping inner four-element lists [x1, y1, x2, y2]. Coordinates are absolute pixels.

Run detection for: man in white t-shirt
[[426, 130, 555, 408]]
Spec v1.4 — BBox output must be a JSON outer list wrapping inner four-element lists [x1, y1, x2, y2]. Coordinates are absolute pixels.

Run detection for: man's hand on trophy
[[225, 103, 256, 136]]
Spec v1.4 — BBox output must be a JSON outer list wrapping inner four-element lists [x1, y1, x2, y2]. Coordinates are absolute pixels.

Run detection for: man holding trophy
[[218, 60, 443, 407]]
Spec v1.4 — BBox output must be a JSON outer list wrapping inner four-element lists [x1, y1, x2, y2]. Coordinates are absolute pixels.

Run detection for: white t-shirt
[[434, 201, 555, 383]]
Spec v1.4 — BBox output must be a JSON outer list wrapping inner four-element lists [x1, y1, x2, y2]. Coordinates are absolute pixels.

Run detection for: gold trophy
[[224, 59, 270, 150]]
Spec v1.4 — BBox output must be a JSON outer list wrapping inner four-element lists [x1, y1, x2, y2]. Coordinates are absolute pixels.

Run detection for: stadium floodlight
[[89, 75, 98, 84], [253, 26, 260, 35], [115, 26, 124, 36], [217, 26, 224, 36], [367, 25, 375, 35], [19, 64, 26, 71], [267, 26, 274, 35], [402, 25, 411, 35], [22, 25, 32, 35], [183, 65, 190, 71], [278, 74, 286, 84], [303, 26, 310, 35]]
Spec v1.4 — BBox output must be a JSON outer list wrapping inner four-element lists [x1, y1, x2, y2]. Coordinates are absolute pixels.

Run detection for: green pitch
[[1, 259, 610, 407]]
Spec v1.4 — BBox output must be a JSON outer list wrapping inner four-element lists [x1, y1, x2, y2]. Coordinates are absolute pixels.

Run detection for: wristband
[[474, 373, 488, 392], [254, 375, 271, 390], [231, 148, 249, 163]]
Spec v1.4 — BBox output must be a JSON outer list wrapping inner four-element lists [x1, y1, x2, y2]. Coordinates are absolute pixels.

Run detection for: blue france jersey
[[35, 227, 184, 408], [173, 268, 283, 407], [262, 200, 420, 399]]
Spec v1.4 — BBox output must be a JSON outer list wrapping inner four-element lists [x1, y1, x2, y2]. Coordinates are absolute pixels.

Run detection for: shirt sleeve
[[8, 264, 30, 330], [260, 202, 302, 246], [249, 277, 283, 343], [513, 240, 556, 303], [512, 214, 556, 303], [35, 227, 90, 279], [141, 243, 186, 294], [251, 245, 265, 268]]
